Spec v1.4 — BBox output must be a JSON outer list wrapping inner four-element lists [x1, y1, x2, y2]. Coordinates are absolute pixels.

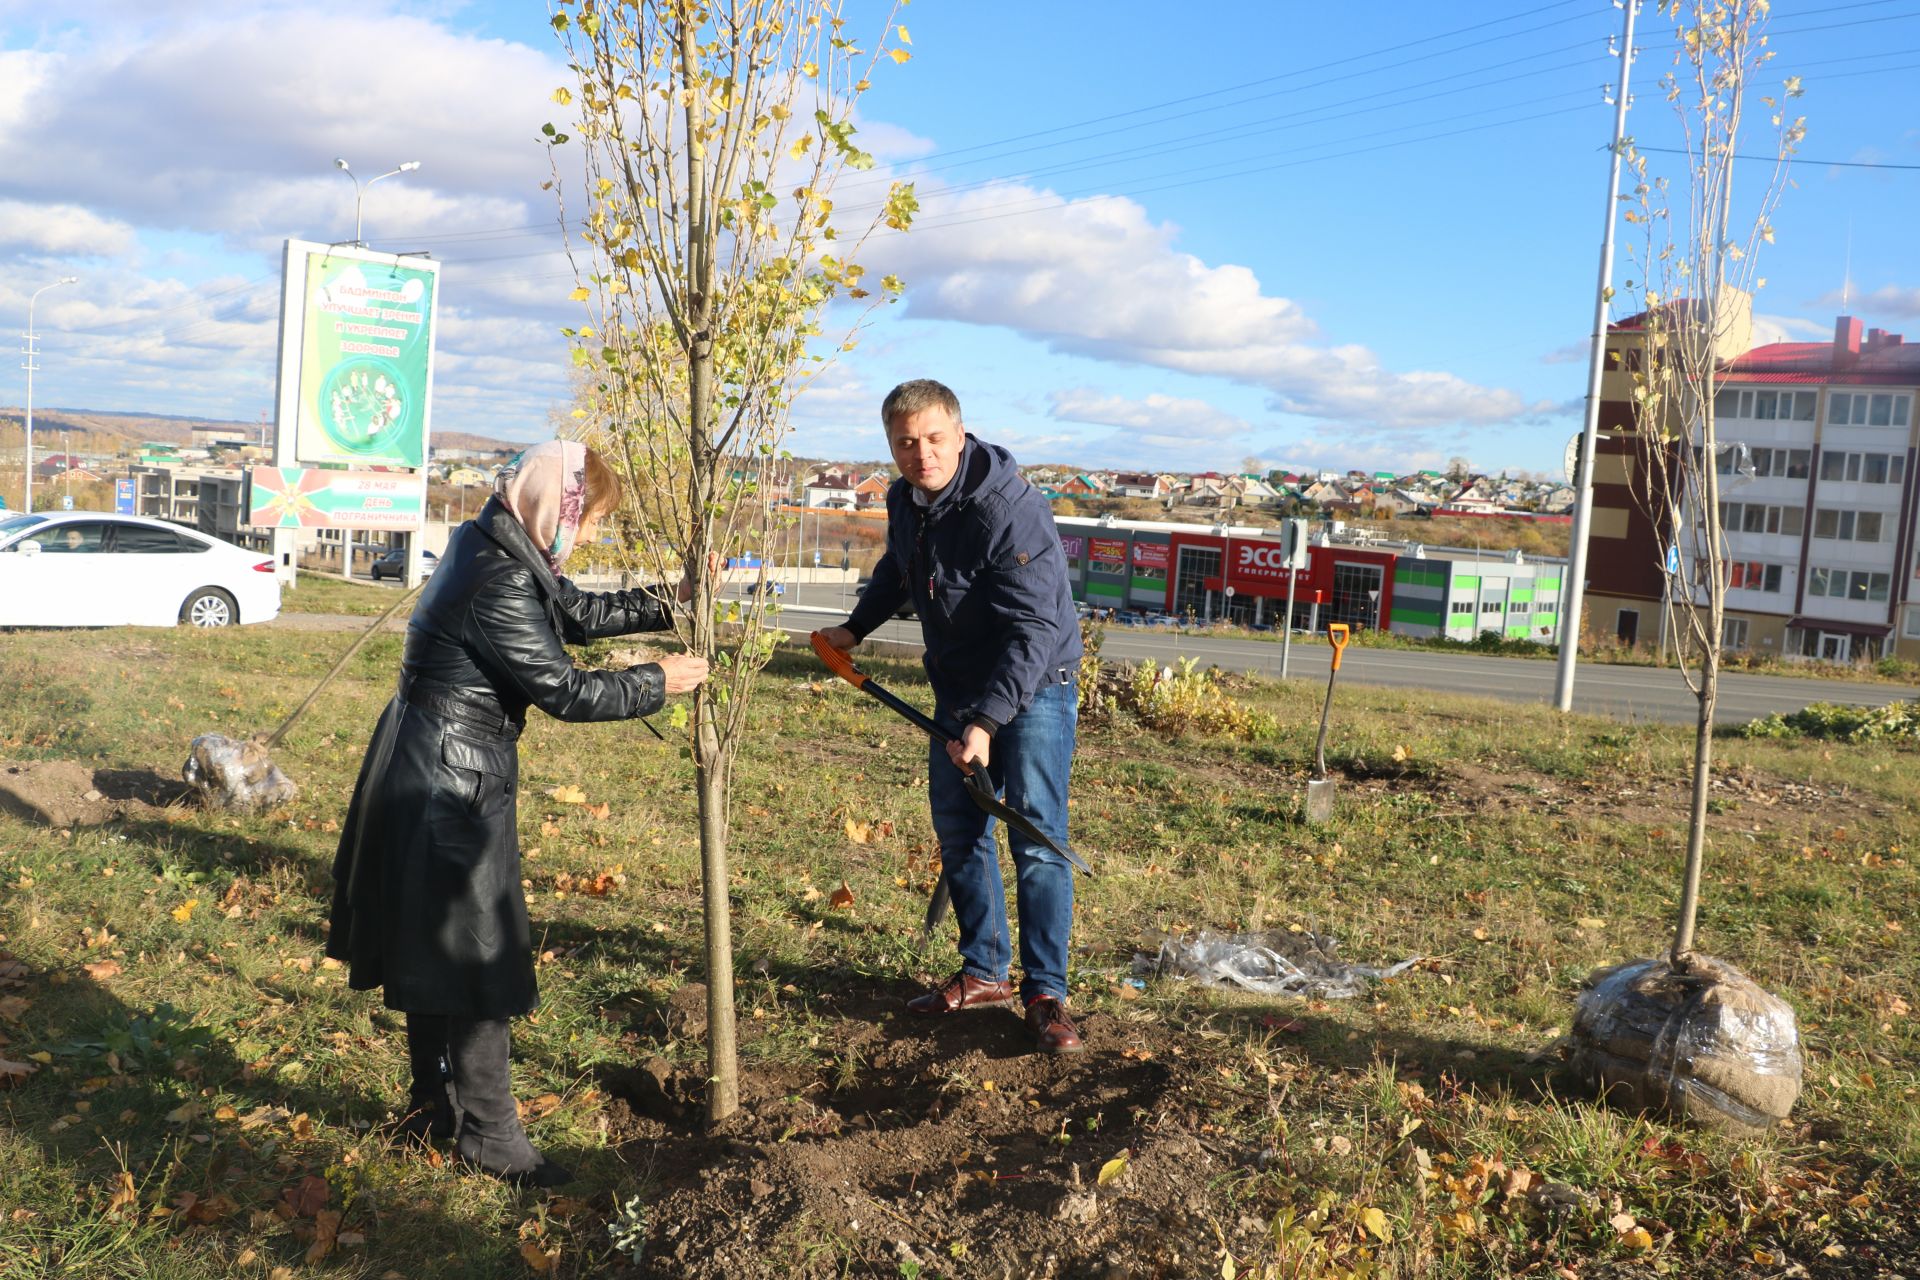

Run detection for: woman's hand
[[655, 653, 710, 695], [675, 551, 721, 605]]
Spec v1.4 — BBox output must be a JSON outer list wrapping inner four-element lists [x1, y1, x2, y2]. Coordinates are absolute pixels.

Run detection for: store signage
[[1132, 541, 1169, 569]]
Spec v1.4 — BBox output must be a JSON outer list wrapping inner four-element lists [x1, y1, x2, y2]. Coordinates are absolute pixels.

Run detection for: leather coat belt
[[397, 673, 521, 741]]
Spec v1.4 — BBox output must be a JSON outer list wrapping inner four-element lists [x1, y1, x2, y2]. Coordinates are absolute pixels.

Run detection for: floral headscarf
[[496, 440, 589, 575]]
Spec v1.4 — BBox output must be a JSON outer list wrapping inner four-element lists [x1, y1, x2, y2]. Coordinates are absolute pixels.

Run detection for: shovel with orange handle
[[1304, 623, 1351, 825], [810, 631, 1092, 936]]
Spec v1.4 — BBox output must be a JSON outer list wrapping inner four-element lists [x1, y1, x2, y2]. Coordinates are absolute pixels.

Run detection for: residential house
[[803, 473, 858, 509], [852, 472, 890, 509], [1109, 471, 1171, 499]]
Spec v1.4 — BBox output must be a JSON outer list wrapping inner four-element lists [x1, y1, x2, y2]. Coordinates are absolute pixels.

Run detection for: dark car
[[370, 549, 437, 581]]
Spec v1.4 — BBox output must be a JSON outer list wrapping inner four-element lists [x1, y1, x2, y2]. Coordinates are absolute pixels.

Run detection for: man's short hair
[[881, 379, 962, 433]]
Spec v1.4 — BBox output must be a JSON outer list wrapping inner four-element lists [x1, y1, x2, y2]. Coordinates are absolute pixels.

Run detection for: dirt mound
[[0, 761, 191, 828], [601, 984, 1254, 1278]]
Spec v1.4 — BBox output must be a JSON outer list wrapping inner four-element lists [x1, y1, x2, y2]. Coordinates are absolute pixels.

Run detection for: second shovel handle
[[1328, 622, 1351, 671]]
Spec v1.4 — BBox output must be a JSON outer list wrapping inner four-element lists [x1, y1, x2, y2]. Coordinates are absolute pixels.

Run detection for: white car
[[0, 511, 281, 628]]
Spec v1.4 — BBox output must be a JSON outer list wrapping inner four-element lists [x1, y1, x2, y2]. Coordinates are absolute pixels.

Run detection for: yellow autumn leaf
[[172, 899, 198, 923], [896, 24, 911, 44], [844, 818, 871, 844], [1097, 1153, 1128, 1186], [567, 287, 591, 303], [888, 48, 911, 64], [1221, 1256, 1237, 1280], [829, 882, 855, 910], [801, 60, 818, 77], [1620, 1226, 1654, 1251], [548, 784, 588, 805], [1360, 1205, 1392, 1243]]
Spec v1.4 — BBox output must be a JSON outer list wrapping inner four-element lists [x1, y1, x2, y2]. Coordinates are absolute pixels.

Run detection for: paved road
[[273, 581, 1912, 726], [751, 585, 1910, 726]]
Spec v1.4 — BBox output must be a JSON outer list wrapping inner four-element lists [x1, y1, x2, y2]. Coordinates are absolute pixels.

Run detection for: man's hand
[[816, 625, 857, 652], [946, 723, 991, 774], [655, 653, 710, 695]]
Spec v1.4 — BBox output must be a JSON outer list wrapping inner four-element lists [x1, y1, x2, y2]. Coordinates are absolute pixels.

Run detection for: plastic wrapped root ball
[[1569, 953, 1802, 1134], [183, 734, 298, 814]]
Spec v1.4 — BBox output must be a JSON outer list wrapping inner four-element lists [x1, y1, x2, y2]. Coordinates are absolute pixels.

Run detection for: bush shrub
[[1739, 699, 1920, 743]]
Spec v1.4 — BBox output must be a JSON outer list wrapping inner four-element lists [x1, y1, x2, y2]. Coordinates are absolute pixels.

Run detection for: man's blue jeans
[[929, 680, 1078, 1004]]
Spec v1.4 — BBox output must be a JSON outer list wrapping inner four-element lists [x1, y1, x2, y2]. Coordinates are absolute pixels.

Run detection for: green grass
[[279, 574, 413, 617], [0, 626, 1914, 1276]]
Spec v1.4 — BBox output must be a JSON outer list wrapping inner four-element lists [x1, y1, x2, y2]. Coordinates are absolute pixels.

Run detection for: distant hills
[[0, 406, 523, 456]]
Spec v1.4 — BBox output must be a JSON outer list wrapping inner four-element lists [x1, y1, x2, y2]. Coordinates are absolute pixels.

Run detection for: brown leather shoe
[[1025, 996, 1083, 1054], [906, 971, 1014, 1015]]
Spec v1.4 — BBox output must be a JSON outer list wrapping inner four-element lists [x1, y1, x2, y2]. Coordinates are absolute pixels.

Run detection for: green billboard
[[287, 245, 439, 469]]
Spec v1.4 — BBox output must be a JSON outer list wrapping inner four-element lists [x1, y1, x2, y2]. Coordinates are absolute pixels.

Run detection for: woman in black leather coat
[[325, 441, 706, 1186]]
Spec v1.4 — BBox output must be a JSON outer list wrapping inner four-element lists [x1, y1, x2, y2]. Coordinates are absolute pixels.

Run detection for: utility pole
[[1554, 0, 1640, 713], [21, 276, 78, 513]]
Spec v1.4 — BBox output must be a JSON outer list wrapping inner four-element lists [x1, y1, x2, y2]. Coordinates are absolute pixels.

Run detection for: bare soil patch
[[0, 760, 191, 827], [600, 983, 1259, 1279]]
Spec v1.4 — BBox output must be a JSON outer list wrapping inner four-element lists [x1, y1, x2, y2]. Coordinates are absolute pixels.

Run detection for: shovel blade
[[1304, 777, 1337, 825]]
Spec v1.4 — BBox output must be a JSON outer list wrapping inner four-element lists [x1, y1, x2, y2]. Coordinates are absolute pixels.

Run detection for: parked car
[[743, 579, 785, 596], [0, 512, 281, 628], [371, 548, 437, 581]]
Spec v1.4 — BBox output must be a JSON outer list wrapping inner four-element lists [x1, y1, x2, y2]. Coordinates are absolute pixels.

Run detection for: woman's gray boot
[[397, 1013, 454, 1144], [447, 1017, 573, 1187]]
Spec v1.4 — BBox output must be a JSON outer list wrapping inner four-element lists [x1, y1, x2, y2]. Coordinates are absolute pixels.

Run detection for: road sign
[[61, 495, 73, 511], [114, 478, 136, 514], [1664, 544, 1681, 575], [1565, 433, 1583, 484]]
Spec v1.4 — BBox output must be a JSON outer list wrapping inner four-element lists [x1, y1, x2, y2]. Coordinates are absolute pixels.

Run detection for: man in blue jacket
[[817, 379, 1085, 1053]]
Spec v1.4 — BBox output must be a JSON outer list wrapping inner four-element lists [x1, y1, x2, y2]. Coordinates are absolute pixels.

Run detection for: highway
[[746, 583, 1909, 727]]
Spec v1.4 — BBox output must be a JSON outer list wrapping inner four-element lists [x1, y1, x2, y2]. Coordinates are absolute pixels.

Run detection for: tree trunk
[[678, 13, 738, 1125], [1672, 652, 1716, 964]]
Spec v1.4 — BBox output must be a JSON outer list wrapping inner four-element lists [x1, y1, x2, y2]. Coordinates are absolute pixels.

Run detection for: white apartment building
[[1710, 317, 1920, 662]]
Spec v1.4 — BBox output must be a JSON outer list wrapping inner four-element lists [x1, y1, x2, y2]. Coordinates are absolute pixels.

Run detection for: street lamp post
[[21, 276, 78, 514], [332, 158, 421, 248]]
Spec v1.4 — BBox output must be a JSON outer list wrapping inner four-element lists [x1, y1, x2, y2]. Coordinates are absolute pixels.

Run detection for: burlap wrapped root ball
[[1569, 953, 1802, 1134], [183, 734, 298, 813]]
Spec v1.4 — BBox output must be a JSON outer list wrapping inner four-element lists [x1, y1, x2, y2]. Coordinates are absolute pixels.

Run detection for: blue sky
[[2, 1, 1915, 476]]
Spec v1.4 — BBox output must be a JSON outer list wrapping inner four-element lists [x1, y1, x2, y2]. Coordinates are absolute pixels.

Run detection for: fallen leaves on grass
[[81, 959, 122, 980], [306, 1208, 342, 1263], [1359, 1205, 1392, 1243], [282, 1174, 329, 1217], [1097, 1153, 1129, 1186], [0, 995, 32, 1021], [552, 869, 623, 897], [171, 899, 198, 923], [0, 1056, 39, 1087], [829, 882, 856, 910], [518, 1093, 563, 1121], [547, 784, 588, 805], [104, 1171, 138, 1217]]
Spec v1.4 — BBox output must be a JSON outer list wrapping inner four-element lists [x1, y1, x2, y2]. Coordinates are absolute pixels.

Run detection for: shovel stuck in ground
[[1303, 623, 1350, 825], [810, 631, 1090, 936], [185, 582, 423, 812]]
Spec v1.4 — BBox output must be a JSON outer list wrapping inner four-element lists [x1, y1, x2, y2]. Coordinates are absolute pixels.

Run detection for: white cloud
[[0, 199, 137, 257], [868, 178, 1528, 431], [1807, 285, 1920, 322], [1751, 312, 1834, 345], [1048, 388, 1251, 439]]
